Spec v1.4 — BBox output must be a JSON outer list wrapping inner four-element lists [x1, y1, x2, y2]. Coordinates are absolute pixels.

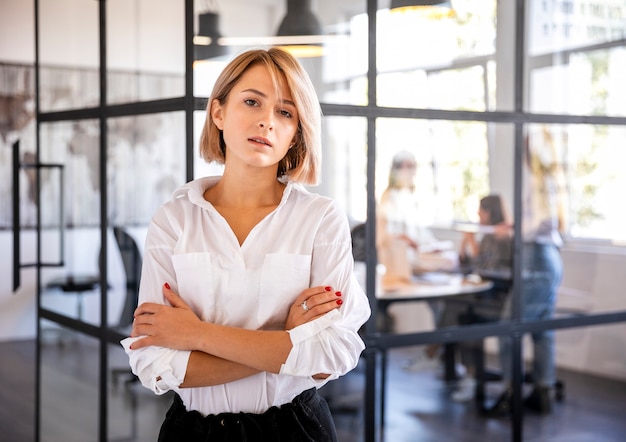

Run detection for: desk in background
[[377, 273, 493, 378], [374, 273, 494, 423]]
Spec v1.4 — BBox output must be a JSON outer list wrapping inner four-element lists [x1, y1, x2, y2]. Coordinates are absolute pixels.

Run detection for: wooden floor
[[2, 338, 626, 442]]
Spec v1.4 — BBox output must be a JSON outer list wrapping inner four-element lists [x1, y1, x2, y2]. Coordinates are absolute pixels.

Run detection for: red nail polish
[[335, 291, 342, 296], [164, 282, 171, 290], [325, 286, 332, 291], [336, 299, 343, 305]]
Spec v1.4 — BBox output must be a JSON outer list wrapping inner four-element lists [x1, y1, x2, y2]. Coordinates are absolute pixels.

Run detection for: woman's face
[[393, 161, 416, 187], [211, 63, 299, 173], [478, 206, 490, 225]]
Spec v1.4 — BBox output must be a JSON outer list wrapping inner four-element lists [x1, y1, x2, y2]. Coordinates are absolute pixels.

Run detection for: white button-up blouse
[[121, 176, 371, 416]]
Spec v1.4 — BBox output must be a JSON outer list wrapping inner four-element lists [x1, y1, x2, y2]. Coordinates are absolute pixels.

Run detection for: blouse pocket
[[171, 252, 215, 322], [258, 253, 311, 328]]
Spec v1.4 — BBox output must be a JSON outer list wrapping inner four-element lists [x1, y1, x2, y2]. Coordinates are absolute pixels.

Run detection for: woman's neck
[[205, 168, 285, 209]]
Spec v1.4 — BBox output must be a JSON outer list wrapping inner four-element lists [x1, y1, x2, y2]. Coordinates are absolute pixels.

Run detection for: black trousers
[[158, 388, 338, 442]]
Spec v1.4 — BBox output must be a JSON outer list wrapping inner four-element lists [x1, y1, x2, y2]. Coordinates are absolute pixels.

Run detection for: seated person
[[401, 195, 512, 399], [448, 194, 513, 401]]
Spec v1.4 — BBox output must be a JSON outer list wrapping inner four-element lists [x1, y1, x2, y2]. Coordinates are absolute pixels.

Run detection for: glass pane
[[38, 0, 99, 112], [40, 331, 99, 442], [0, 330, 36, 442], [546, 123, 626, 240], [39, 120, 102, 326], [317, 0, 368, 106], [192, 0, 368, 106], [377, 1, 498, 111], [320, 116, 368, 222], [513, 123, 626, 321], [381, 346, 512, 441], [375, 118, 496, 229], [108, 342, 173, 441], [107, 0, 185, 104], [107, 226, 146, 333], [520, 324, 626, 438], [107, 112, 186, 226], [319, 357, 366, 442], [374, 120, 515, 339], [527, 0, 626, 116], [0, 63, 36, 229]]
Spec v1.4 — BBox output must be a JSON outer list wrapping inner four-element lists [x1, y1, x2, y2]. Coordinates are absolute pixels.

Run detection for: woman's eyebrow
[[241, 88, 295, 107]]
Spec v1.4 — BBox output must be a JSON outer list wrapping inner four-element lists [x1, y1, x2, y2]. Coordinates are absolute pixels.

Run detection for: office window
[[545, 123, 626, 242], [528, 0, 626, 242], [375, 118, 491, 226]]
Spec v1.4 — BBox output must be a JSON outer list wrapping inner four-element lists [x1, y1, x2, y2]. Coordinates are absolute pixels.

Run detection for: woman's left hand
[[285, 285, 343, 330], [129, 283, 204, 351]]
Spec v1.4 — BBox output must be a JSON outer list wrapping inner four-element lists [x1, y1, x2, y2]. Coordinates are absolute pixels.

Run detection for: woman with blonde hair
[[122, 48, 370, 441]]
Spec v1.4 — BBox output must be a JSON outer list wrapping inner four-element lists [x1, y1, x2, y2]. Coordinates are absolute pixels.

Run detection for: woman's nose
[[258, 111, 274, 130]]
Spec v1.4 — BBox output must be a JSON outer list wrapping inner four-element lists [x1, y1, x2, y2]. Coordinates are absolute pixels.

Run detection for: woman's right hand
[[285, 285, 343, 330]]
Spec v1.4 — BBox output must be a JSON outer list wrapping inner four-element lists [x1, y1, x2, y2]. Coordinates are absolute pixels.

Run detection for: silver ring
[[301, 301, 309, 312]]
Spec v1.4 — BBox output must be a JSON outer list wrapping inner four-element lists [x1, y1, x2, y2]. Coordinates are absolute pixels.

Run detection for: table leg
[[443, 342, 458, 381]]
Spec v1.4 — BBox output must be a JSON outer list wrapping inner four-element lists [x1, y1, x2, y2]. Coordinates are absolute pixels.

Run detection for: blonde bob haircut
[[199, 47, 322, 185]]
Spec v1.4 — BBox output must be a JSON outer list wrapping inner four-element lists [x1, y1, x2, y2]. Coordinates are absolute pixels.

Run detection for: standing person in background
[[121, 48, 371, 441], [486, 127, 566, 417]]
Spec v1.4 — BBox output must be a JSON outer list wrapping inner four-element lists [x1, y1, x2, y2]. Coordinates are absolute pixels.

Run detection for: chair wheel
[[554, 381, 565, 401]]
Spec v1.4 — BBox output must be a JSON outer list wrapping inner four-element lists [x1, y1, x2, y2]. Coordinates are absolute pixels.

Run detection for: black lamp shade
[[276, 0, 322, 37], [194, 12, 228, 60]]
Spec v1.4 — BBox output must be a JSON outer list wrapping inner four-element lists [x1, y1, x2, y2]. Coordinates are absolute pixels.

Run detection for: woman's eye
[[244, 98, 258, 107], [279, 109, 293, 118]]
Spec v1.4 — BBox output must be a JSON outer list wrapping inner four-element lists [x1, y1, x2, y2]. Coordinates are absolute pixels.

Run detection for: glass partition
[[107, 112, 186, 227], [520, 325, 626, 437], [519, 123, 626, 321], [39, 120, 102, 327], [107, 342, 173, 441], [527, 0, 626, 117], [38, 0, 99, 112], [107, 0, 185, 104], [320, 116, 369, 221], [40, 331, 99, 442], [377, 1, 498, 111]]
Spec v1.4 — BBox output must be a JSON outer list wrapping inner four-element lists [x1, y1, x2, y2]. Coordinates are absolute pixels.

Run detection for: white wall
[[0, 0, 35, 64]]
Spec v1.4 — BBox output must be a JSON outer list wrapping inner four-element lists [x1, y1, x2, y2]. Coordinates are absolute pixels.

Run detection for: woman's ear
[[210, 99, 224, 130]]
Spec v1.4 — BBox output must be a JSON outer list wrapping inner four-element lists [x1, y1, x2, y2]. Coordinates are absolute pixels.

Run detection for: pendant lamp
[[390, 0, 455, 19], [275, 0, 324, 58], [193, 11, 229, 61]]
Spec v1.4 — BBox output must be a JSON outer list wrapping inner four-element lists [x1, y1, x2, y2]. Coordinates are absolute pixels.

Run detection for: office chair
[[111, 226, 142, 335], [110, 226, 142, 386], [458, 279, 566, 413], [108, 226, 143, 441], [43, 245, 108, 345], [351, 222, 367, 263]]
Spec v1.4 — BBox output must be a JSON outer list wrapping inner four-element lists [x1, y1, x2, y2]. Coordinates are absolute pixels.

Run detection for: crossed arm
[[129, 283, 343, 387]]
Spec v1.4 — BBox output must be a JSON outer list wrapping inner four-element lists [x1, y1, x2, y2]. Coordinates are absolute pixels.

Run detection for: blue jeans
[[499, 242, 563, 387]]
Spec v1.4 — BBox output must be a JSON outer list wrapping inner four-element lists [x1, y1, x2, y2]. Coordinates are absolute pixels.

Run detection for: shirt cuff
[[121, 337, 191, 395], [286, 309, 341, 344], [155, 350, 191, 394]]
